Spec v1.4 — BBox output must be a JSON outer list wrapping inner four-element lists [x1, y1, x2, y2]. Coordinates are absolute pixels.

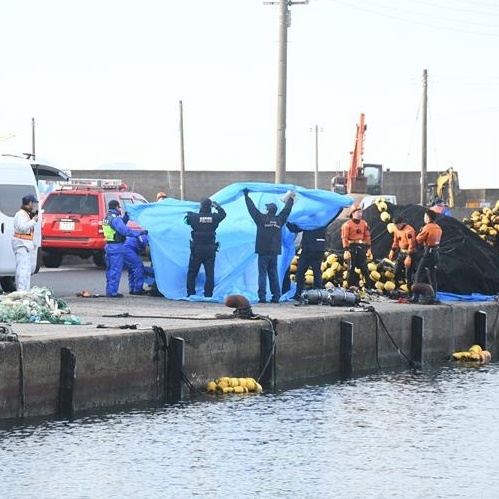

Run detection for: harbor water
[[2, 363, 499, 499]]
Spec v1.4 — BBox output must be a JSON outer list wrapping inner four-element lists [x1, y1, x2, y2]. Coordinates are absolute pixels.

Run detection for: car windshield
[[43, 194, 99, 214]]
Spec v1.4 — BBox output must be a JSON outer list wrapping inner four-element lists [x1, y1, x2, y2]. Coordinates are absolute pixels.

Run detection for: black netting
[[326, 203, 499, 295]]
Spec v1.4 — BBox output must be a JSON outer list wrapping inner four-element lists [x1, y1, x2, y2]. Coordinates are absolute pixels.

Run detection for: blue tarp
[[437, 292, 498, 302], [127, 182, 353, 302]]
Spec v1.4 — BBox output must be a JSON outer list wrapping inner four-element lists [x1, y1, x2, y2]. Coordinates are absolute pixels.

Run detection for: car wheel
[[0, 276, 16, 292], [93, 251, 106, 268], [43, 252, 63, 268]]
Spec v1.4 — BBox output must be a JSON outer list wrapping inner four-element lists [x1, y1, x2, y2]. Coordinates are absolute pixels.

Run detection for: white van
[[0, 155, 69, 292]]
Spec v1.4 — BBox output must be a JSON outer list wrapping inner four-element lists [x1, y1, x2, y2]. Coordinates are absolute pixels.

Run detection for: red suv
[[41, 178, 147, 268]]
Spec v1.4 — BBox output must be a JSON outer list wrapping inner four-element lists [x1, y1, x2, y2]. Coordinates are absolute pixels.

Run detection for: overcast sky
[[1, 0, 498, 189]]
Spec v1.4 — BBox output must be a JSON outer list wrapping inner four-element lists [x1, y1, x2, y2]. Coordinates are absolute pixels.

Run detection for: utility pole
[[420, 69, 428, 205], [31, 117, 36, 160], [310, 125, 323, 189], [179, 100, 186, 200], [266, 0, 309, 184]]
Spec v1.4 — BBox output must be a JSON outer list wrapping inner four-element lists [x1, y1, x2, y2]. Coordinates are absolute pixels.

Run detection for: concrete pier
[[0, 296, 497, 420]]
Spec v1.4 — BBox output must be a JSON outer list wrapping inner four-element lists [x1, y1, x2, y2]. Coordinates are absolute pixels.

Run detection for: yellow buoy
[[380, 211, 391, 223]]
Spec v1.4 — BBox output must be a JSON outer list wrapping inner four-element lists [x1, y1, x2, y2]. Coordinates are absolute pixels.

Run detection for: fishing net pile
[[326, 203, 499, 295], [0, 287, 81, 324]]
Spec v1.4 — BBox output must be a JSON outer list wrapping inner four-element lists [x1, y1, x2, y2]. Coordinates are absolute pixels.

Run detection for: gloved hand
[[404, 255, 412, 267], [343, 250, 351, 261], [366, 248, 373, 260], [141, 230, 148, 235], [388, 250, 395, 261], [211, 200, 220, 208], [243, 187, 249, 196]]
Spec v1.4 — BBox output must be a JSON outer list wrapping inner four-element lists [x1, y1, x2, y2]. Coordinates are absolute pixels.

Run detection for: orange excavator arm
[[347, 113, 367, 194]]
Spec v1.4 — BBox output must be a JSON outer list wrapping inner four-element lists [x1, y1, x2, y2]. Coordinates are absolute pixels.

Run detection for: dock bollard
[[475, 310, 487, 351], [411, 316, 424, 366], [167, 336, 185, 403], [58, 347, 76, 418], [340, 321, 353, 375]]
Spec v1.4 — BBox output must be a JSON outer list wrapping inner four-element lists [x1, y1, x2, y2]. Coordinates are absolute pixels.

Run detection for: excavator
[[427, 167, 460, 208], [331, 113, 383, 195]]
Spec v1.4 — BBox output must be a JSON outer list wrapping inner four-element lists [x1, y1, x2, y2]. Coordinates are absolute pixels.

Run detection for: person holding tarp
[[184, 198, 226, 298], [243, 188, 295, 303]]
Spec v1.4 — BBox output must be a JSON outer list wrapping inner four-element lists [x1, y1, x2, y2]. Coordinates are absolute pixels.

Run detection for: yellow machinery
[[428, 167, 459, 208]]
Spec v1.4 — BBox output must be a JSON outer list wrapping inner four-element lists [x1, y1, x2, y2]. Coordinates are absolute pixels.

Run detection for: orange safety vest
[[416, 221, 442, 247], [14, 210, 35, 241], [430, 205, 445, 214], [392, 224, 416, 253], [341, 219, 371, 248]]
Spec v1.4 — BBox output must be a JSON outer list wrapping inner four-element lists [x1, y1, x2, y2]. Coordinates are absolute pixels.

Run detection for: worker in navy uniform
[[243, 188, 295, 303], [103, 200, 142, 297], [286, 222, 328, 301], [184, 198, 226, 297]]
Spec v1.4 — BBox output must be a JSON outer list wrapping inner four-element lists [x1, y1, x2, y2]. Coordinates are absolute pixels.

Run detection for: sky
[[0, 0, 498, 189]]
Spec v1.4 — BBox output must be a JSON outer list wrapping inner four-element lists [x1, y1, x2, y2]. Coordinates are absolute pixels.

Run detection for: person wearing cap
[[414, 209, 443, 297], [103, 199, 143, 298], [430, 197, 452, 216], [389, 216, 416, 291], [341, 204, 373, 289], [184, 197, 226, 298], [243, 188, 295, 303], [12, 194, 39, 291], [156, 191, 167, 202]]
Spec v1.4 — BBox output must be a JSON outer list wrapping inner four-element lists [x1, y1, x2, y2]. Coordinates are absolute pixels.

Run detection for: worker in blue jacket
[[102, 200, 143, 297], [124, 232, 149, 295]]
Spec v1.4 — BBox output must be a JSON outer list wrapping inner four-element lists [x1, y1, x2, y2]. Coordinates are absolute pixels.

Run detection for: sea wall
[[0, 301, 496, 420]]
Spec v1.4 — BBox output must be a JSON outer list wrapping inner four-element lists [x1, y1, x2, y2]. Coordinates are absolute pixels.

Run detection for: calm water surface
[[2, 364, 499, 499]]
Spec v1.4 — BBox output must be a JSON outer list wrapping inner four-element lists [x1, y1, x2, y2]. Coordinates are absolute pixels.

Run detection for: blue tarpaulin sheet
[[437, 292, 498, 302], [127, 182, 353, 302]]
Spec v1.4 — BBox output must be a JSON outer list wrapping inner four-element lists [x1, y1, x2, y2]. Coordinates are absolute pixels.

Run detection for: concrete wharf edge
[[0, 296, 497, 420]]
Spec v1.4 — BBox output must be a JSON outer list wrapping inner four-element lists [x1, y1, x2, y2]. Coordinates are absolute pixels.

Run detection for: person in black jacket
[[286, 222, 327, 300], [243, 188, 295, 303], [184, 198, 226, 297]]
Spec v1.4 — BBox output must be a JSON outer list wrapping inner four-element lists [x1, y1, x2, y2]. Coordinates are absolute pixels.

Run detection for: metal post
[[167, 336, 185, 402], [420, 69, 428, 205], [179, 100, 186, 200], [475, 310, 487, 350], [58, 347, 76, 417], [314, 125, 319, 188], [31, 117, 36, 161], [275, 0, 288, 184], [411, 316, 424, 366], [260, 328, 275, 388], [340, 321, 354, 375]]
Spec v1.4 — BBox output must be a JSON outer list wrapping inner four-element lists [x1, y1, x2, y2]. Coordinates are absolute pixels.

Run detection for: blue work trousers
[[124, 246, 145, 293], [105, 243, 125, 296], [257, 254, 280, 302]]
